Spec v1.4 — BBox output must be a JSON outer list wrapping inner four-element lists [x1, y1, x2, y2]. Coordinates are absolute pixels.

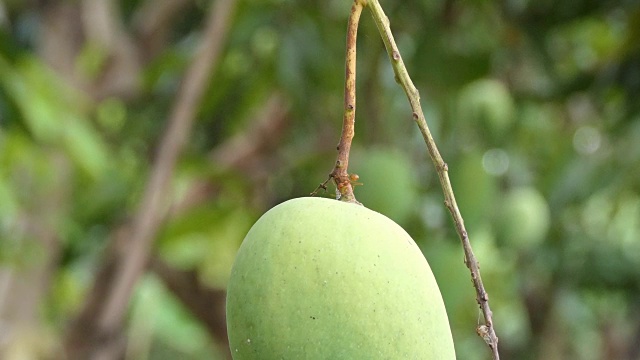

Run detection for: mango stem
[[329, 0, 364, 205]]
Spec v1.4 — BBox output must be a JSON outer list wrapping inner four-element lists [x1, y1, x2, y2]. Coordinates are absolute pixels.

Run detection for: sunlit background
[[0, 0, 639, 359]]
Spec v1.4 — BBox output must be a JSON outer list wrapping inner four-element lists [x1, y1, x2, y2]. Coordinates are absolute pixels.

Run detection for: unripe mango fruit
[[226, 197, 456, 359]]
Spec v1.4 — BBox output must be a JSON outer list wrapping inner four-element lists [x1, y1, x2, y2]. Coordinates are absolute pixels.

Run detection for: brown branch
[[326, 0, 365, 204], [64, 230, 128, 359], [64, 0, 237, 358], [150, 95, 289, 359], [366, 1, 500, 358], [170, 93, 290, 215], [98, 0, 237, 334], [208, 94, 290, 173], [148, 257, 231, 359]]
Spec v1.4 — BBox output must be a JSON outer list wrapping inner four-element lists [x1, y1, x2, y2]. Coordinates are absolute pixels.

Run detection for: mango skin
[[226, 197, 455, 359]]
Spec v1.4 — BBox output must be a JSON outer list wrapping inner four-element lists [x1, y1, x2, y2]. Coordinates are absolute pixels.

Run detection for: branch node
[[310, 175, 333, 196]]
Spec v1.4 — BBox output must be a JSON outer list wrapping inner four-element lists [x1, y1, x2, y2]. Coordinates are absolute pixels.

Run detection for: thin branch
[[208, 94, 290, 172], [99, 0, 237, 334], [64, 1, 237, 358], [326, 0, 365, 204], [171, 93, 290, 215], [366, 1, 500, 358]]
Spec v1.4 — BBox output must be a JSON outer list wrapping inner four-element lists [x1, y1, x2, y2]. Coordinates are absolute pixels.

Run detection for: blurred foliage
[[0, 0, 639, 359]]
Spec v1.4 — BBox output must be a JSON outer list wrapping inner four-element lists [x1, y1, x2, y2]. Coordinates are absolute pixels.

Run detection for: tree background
[[0, 0, 639, 359]]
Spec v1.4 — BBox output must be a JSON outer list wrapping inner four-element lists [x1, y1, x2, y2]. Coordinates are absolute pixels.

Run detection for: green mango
[[498, 187, 550, 249], [226, 197, 455, 359]]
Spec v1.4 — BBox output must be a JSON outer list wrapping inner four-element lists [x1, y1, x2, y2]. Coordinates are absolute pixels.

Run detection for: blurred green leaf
[[0, 56, 110, 179]]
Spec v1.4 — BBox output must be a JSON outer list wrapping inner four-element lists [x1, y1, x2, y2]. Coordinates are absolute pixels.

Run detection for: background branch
[[64, 0, 237, 358], [366, 1, 500, 358], [148, 257, 231, 359], [150, 94, 290, 360], [171, 93, 290, 215]]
